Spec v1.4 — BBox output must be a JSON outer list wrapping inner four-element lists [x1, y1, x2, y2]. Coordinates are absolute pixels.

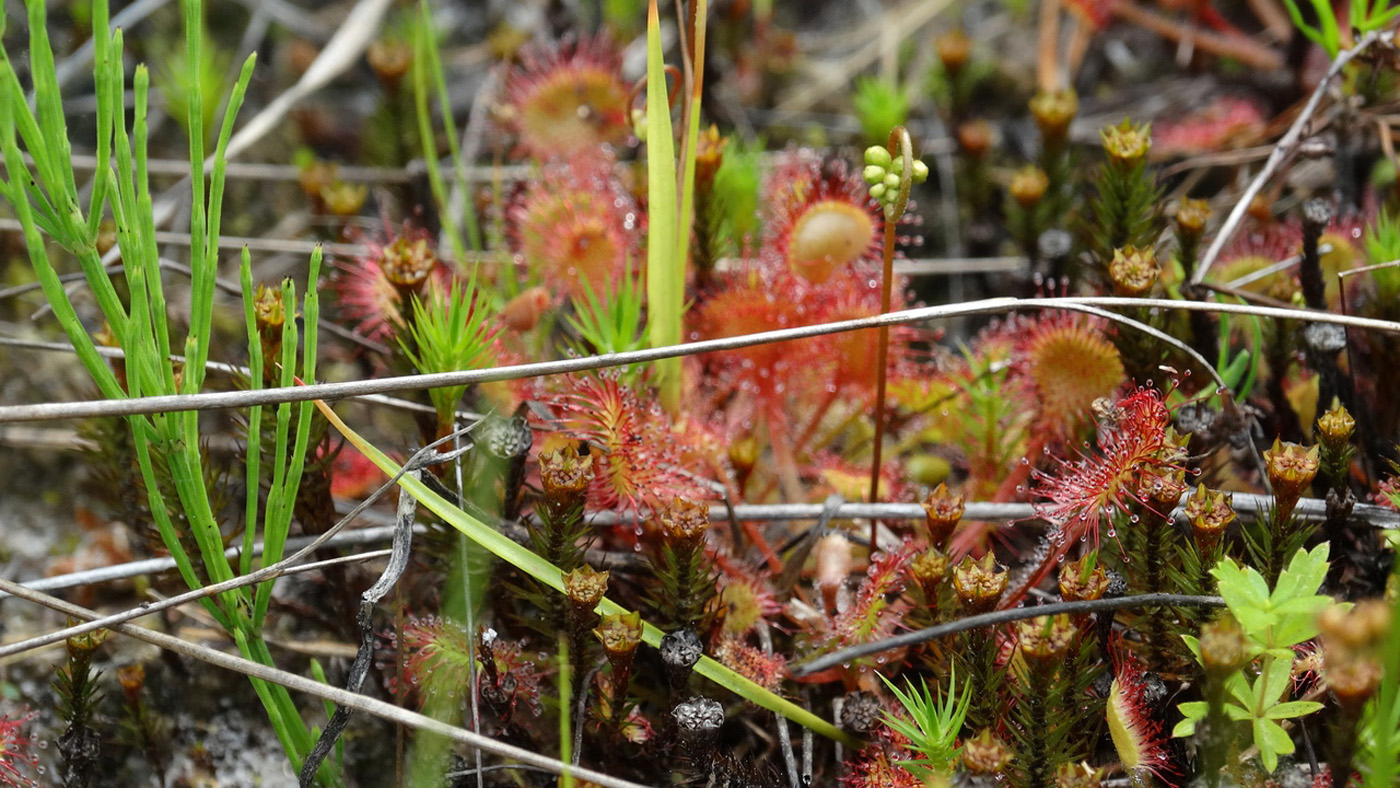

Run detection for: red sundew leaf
[[1006, 386, 1181, 605], [1108, 647, 1174, 779], [534, 373, 711, 515], [1153, 96, 1267, 157], [0, 706, 39, 788]]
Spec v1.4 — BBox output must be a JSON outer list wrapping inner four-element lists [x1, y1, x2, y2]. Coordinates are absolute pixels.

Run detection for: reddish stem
[[868, 127, 913, 552]]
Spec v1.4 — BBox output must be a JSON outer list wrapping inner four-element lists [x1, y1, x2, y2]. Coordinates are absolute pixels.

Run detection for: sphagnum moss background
[[3, 1, 1400, 787]]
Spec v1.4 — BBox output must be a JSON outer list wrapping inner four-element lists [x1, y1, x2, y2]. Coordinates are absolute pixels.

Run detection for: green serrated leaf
[[1182, 634, 1202, 661], [1215, 557, 1271, 612], [1272, 608, 1328, 648], [1272, 543, 1330, 604], [1177, 701, 1209, 721], [1234, 607, 1276, 637], [1226, 672, 1254, 706]]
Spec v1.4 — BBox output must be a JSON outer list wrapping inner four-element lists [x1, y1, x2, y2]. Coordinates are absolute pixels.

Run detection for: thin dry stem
[[3, 296, 1398, 424], [1191, 29, 1387, 286]]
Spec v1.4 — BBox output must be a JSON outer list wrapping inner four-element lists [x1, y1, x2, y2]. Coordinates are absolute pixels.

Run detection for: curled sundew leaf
[[314, 399, 857, 748]]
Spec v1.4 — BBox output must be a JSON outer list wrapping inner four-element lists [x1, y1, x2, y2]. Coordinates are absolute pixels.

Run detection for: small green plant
[[153, 25, 230, 148], [879, 669, 972, 780], [1279, 0, 1400, 57], [399, 278, 496, 440], [1174, 544, 1332, 773], [566, 273, 649, 358], [709, 134, 764, 257], [1215, 314, 1262, 402], [1363, 208, 1400, 307], [853, 76, 909, 146], [1085, 119, 1163, 278], [54, 630, 106, 788]]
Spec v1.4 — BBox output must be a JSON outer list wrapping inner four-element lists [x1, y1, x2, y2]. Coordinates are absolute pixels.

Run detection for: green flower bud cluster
[[863, 145, 928, 217]]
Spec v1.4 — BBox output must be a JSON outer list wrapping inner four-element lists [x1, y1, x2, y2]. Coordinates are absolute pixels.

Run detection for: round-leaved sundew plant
[[766, 153, 884, 284], [329, 219, 455, 346], [535, 372, 709, 518], [505, 147, 642, 300], [500, 32, 631, 160], [990, 310, 1129, 504], [1018, 312, 1127, 437]]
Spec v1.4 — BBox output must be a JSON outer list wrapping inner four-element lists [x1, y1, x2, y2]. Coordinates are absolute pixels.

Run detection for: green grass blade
[[419, 0, 480, 255], [187, 52, 257, 393], [182, 0, 208, 313], [131, 67, 177, 395], [645, 0, 682, 414], [669, 0, 708, 412], [128, 414, 228, 626], [316, 401, 858, 748], [239, 249, 264, 577], [86, 0, 113, 238], [24, 0, 82, 240], [0, 92, 125, 400], [1, 7, 129, 343], [412, 2, 468, 262], [253, 278, 302, 623], [1310, 0, 1342, 55], [254, 249, 322, 626]]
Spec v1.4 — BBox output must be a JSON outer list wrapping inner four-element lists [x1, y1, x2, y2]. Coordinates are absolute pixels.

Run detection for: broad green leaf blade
[[1271, 600, 1329, 648], [1258, 658, 1293, 707], [1234, 608, 1275, 637], [1225, 703, 1253, 722], [1226, 672, 1254, 707]]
